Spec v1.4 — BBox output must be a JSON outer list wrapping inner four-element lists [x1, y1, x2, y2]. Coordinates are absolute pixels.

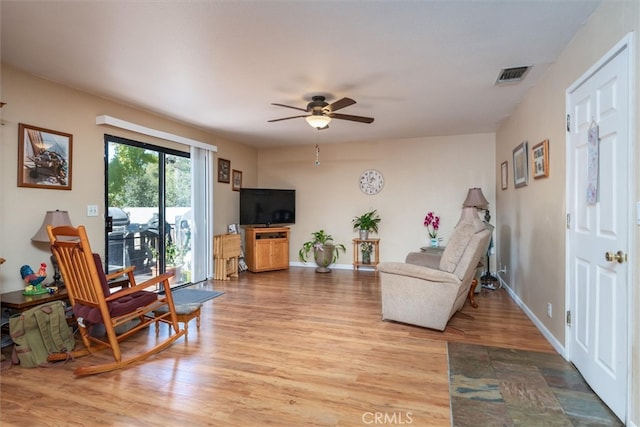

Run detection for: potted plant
[[298, 229, 346, 273], [352, 209, 381, 240], [151, 238, 184, 284], [423, 211, 441, 247], [360, 241, 374, 264]]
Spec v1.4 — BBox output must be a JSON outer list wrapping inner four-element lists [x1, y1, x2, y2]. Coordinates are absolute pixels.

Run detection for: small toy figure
[[20, 263, 47, 287]]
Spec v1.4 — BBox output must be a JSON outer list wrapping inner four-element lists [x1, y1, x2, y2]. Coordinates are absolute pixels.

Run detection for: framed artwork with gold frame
[[18, 123, 73, 190], [532, 139, 549, 179]]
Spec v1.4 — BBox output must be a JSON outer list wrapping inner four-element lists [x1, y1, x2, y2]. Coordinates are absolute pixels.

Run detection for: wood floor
[[0, 267, 554, 426]]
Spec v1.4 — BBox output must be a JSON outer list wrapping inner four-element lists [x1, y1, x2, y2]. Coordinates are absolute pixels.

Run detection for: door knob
[[605, 250, 627, 264]]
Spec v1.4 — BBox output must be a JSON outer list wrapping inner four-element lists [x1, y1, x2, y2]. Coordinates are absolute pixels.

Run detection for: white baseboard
[[289, 262, 358, 271], [497, 274, 567, 358]]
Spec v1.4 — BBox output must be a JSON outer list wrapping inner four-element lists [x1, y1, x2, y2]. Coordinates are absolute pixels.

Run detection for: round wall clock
[[359, 169, 384, 195]]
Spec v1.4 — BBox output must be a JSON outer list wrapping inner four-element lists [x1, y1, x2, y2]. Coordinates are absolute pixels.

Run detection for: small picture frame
[[501, 161, 508, 190], [232, 169, 242, 191], [512, 141, 529, 188], [532, 139, 549, 179], [217, 158, 230, 183], [18, 123, 73, 190]]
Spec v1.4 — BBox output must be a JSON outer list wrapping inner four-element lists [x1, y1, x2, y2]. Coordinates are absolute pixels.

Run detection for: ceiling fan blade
[[271, 103, 308, 112], [329, 113, 374, 124], [326, 97, 356, 112], [268, 114, 309, 123]]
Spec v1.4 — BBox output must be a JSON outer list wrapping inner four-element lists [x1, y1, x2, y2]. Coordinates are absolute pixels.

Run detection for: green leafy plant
[[165, 241, 181, 266], [298, 229, 346, 264], [352, 209, 381, 233], [150, 234, 190, 268], [360, 241, 374, 254]]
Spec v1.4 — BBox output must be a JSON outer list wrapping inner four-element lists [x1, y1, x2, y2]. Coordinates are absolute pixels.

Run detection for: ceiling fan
[[268, 95, 374, 129]]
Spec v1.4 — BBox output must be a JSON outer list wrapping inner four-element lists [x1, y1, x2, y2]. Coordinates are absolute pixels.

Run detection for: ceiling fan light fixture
[[306, 115, 331, 129]]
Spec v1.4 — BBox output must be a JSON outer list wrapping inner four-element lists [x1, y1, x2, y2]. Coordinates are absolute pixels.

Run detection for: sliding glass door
[[105, 135, 191, 288]]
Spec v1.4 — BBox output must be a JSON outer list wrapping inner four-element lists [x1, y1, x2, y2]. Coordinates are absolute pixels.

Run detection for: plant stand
[[352, 238, 380, 272]]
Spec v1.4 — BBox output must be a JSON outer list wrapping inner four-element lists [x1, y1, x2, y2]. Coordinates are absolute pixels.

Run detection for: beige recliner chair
[[378, 215, 492, 331]]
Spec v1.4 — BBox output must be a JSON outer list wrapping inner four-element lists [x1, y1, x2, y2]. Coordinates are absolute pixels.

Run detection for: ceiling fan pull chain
[[315, 143, 320, 166]]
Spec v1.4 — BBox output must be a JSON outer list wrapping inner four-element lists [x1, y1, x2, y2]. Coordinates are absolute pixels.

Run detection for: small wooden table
[[1, 287, 69, 313], [353, 238, 380, 271]]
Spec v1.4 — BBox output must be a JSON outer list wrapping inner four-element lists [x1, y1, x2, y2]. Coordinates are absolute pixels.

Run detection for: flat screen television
[[239, 188, 296, 227]]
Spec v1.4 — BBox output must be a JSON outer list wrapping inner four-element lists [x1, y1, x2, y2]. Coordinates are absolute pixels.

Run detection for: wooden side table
[[352, 238, 380, 271], [420, 246, 445, 255], [1, 287, 69, 313]]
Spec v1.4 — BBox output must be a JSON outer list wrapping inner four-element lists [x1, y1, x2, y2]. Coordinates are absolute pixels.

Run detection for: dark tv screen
[[239, 188, 296, 226]]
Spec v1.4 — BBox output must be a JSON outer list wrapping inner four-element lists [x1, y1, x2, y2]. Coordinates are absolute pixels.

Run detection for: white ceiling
[[1, 1, 601, 148]]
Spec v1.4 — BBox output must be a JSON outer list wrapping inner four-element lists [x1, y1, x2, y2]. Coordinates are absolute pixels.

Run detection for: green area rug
[[447, 343, 622, 426]]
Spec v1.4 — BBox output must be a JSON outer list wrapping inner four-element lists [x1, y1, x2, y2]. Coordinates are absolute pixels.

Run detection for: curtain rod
[[96, 115, 217, 152]]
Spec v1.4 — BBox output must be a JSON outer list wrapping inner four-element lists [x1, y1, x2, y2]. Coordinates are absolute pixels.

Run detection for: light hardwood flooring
[[0, 267, 554, 426]]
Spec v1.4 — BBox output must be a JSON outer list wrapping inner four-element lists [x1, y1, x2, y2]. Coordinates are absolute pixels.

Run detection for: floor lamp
[[462, 188, 498, 287]]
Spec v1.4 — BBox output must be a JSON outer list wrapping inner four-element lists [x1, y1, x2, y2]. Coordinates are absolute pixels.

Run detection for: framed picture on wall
[[501, 161, 508, 190], [18, 123, 73, 190], [232, 170, 242, 191], [217, 158, 230, 183], [532, 139, 550, 179], [512, 141, 529, 188]]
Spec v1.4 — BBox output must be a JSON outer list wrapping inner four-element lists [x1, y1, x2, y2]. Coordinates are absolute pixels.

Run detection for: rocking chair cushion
[[92, 253, 112, 296], [73, 254, 158, 324]]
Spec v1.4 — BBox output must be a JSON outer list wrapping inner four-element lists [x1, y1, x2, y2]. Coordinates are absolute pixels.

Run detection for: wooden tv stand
[[244, 227, 290, 272]]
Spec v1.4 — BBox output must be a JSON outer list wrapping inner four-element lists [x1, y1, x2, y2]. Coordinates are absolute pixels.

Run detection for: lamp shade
[[462, 188, 489, 208], [305, 114, 331, 129], [32, 210, 73, 242]]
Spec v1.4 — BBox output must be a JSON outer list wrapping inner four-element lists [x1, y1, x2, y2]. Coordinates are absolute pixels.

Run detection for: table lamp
[[462, 187, 490, 221], [31, 210, 73, 285]]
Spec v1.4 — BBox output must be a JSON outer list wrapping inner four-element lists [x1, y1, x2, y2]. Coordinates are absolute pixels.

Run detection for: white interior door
[[566, 38, 630, 421]]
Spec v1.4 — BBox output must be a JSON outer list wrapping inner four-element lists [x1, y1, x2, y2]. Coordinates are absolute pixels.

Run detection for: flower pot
[[166, 265, 182, 285], [430, 238, 438, 248], [314, 244, 335, 273], [359, 229, 369, 240], [152, 265, 182, 285], [362, 251, 371, 264]]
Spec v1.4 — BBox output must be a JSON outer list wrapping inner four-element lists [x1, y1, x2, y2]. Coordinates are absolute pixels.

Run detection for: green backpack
[[9, 300, 76, 368]]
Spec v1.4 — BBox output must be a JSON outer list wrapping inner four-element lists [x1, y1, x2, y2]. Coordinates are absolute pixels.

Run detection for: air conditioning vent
[[495, 66, 531, 84]]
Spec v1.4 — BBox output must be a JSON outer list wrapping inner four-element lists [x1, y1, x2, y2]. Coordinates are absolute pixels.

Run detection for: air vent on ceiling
[[495, 66, 531, 85]]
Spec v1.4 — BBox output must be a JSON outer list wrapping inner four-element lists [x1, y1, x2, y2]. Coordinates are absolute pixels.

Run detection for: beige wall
[[257, 134, 495, 266], [0, 62, 496, 286], [495, 0, 639, 423], [0, 64, 258, 292]]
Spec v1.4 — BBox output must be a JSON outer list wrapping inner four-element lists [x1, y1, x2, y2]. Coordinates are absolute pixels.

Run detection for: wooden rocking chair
[[47, 224, 185, 376]]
